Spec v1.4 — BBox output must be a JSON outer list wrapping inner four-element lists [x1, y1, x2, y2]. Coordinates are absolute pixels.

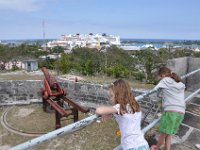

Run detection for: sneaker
[[150, 145, 157, 150], [196, 144, 200, 150]]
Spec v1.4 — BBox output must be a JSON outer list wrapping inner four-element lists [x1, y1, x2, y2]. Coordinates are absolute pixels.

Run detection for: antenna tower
[[42, 20, 47, 51]]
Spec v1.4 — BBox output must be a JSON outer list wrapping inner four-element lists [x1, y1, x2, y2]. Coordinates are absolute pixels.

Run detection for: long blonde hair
[[109, 79, 140, 115]]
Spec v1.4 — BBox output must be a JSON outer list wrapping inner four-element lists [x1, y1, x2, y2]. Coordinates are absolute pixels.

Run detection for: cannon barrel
[[42, 67, 59, 90]]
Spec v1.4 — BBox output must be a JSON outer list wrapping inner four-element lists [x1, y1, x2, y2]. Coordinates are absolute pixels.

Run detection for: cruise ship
[[46, 33, 121, 50]]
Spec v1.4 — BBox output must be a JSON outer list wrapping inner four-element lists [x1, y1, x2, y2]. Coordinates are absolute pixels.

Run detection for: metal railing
[[114, 87, 200, 150], [9, 68, 200, 150], [9, 115, 98, 150]]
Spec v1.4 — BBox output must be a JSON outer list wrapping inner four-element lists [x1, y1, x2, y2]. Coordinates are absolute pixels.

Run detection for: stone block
[[176, 125, 190, 139], [184, 129, 200, 148], [190, 97, 200, 105], [183, 112, 200, 129], [186, 103, 200, 116], [16, 96, 27, 101], [171, 144, 192, 150]]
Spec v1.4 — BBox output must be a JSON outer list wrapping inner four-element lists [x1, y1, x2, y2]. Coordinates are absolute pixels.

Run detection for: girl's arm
[[96, 106, 117, 122], [96, 106, 117, 115], [153, 78, 167, 91]]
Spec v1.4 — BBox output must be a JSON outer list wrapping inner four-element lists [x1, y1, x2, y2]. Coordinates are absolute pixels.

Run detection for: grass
[[0, 70, 154, 89], [0, 70, 44, 80], [0, 104, 159, 150], [7, 105, 55, 132], [61, 74, 154, 89], [0, 104, 120, 150], [0, 106, 30, 149]]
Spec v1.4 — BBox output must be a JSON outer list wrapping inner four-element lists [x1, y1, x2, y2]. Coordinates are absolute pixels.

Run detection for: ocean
[[1, 38, 200, 49]]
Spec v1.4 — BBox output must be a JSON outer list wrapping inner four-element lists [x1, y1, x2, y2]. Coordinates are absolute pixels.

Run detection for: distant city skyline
[[0, 0, 200, 40]]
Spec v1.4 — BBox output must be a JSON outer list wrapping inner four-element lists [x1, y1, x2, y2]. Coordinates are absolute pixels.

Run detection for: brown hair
[[158, 67, 181, 83], [109, 79, 140, 115]]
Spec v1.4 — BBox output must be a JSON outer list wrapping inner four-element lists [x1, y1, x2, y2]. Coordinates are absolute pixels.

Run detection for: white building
[[0, 61, 24, 70], [23, 60, 38, 72], [0, 60, 38, 72], [46, 33, 121, 50]]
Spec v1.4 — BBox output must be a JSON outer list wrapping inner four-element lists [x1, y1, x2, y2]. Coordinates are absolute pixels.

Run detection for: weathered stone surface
[[191, 97, 200, 105], [186, 103, 200, 116], [16, 96, 27, 101], [176, 125, 190, 138], [171, 144, 193, 150], [184, 129, 200, 148], [0, 80, 43, 104], [183, 112, 200, 129], [167, 57, 200, 91], [187, 57, 200, 91], [167, 57, 188, 77], [0, 81, 13, 95]]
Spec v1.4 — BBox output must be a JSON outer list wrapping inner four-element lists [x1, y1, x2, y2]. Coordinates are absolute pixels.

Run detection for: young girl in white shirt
[[96, 79, 149, 150]]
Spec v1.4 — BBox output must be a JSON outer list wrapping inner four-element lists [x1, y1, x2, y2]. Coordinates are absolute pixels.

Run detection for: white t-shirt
[[113, 104, 148, 150]]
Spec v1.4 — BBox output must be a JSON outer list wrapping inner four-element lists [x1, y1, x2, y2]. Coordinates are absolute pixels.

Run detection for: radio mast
[[42, 20, 47, 51]]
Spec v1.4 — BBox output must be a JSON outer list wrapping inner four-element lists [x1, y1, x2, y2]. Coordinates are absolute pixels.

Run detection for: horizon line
[[1, 37, 200, 41]]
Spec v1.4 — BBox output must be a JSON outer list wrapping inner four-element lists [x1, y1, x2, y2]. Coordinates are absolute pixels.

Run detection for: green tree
[[105, 46, 135, 70], [158, 48, 170, 63], [106, 64, 130, 78], [84, 59, 94, 75], [193, 51, 200, 57], [51, 46, 64, 53], [54, 54, 73, 74], [172, 49, 193, 58], [134, 49, 161, 82], [71, 47, 104, 74]]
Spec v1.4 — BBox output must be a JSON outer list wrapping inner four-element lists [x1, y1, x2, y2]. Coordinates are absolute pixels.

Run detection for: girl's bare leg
[[156, 133, 167, 150], [165, 135, 171, 150]]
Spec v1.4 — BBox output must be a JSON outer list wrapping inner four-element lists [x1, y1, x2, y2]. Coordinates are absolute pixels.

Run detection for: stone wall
[[187, 57, 200, 91], [0, 80, 43, 105], [0, 57, 199, 124], [0, 80, 111, 106], [167, 57, 188, 76], [0, 79, 153, 106], [60, 81, 110, 107], [167, 57, 200, 91]]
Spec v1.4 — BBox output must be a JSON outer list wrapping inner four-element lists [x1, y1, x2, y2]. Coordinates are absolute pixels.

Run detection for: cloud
[[0, 0, 44, 12]]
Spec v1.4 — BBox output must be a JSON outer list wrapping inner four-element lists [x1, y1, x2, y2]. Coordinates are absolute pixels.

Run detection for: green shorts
[[159, 111, 184, 135]]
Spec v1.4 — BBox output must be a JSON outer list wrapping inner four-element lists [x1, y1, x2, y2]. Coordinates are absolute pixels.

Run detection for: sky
[[0, 0, 200, 40]]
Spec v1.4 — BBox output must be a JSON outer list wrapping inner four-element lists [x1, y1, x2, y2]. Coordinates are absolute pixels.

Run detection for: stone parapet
[[167, 57, 200, 91]]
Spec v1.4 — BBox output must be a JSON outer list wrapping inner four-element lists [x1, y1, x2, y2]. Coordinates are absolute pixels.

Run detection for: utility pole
[[42, 19, 47, 51]]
